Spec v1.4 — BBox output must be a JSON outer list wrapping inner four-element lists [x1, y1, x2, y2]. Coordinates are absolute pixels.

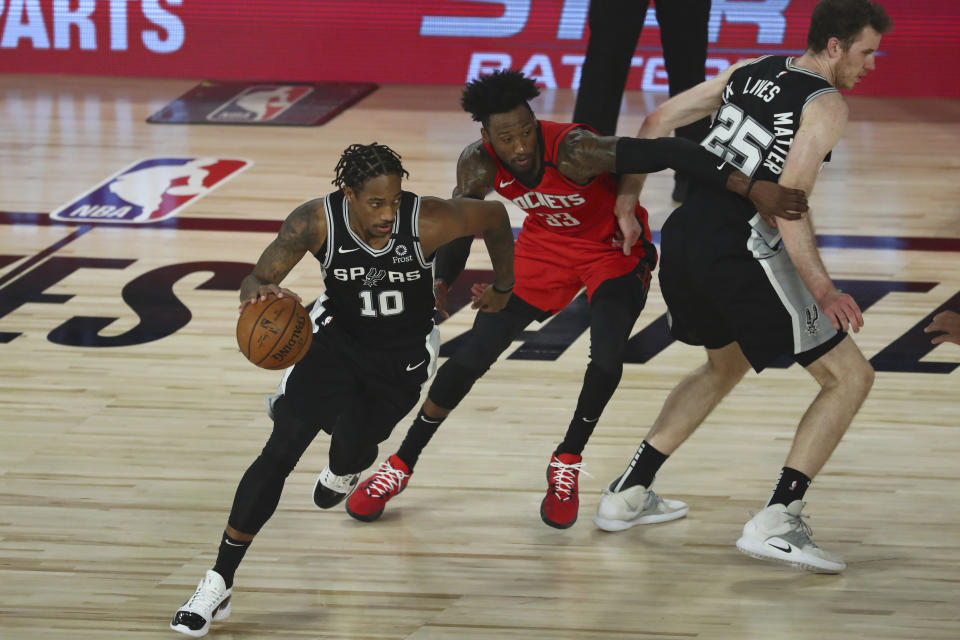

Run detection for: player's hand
[[817, 288, 863, 333], [239, 285, 301, 313], [924, 310, 960, 345], [749, 181, 807, 227], [434, 281, 451, 319], [613, 213, 641, 256], [470, 282, 511, 312]]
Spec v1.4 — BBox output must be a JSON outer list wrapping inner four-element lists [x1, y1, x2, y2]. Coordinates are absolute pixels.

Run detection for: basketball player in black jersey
[[596, 0, 892, 574], [170, 143, 514, 637]]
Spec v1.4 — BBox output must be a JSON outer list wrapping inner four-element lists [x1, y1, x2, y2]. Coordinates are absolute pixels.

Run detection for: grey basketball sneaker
[[593, 484, 689, 531], [736, 500, 845, 573]]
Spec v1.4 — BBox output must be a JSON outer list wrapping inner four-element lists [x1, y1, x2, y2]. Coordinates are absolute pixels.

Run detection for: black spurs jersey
[[693, 55, 838, 220], [313, 190, 435, 348]]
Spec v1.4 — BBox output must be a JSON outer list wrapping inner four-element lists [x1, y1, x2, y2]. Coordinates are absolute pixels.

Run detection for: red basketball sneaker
[[540, 451, 585, 529], [346, 454, 411, 522]]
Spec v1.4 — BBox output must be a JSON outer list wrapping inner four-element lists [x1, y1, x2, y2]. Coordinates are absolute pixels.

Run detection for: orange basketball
[[236, 296, 313, 370]]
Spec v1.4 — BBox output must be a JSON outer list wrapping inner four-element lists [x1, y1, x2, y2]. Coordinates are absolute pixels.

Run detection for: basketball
[[236, 296, 313, 370]]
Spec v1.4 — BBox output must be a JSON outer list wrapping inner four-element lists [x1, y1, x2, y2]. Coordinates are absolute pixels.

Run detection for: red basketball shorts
[[512, 225, 643, 313]]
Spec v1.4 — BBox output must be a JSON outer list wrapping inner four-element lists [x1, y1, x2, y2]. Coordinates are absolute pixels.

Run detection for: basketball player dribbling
[[170, 143, 515, 637]]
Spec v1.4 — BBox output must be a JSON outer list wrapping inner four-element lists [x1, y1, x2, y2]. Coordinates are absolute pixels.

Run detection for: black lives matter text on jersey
[[701, 56, 834, 182]]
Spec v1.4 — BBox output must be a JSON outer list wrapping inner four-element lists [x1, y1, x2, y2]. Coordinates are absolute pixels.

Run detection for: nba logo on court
[[50, 158, 252, 224], [206, 85, 313, 122]]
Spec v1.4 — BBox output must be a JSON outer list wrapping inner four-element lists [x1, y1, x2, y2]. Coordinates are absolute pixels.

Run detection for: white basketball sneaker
[[736, 500, 845, 573], [170, 570, 232, 637], [593, 484, 689, 532], [313, 466, 360, 509]]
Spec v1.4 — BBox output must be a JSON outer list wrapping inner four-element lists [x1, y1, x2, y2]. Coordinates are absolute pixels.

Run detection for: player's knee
[[845, 357, 875, 399], [428, 359, 485, 409], [705, 352, 750, 385], [588, 353, 623, 381], [258, 441, 301, 477]]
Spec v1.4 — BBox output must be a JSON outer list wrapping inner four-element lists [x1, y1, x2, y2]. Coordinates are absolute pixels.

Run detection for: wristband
[[433, 281, 448, 293], [745, 177, 757, 199], [492, 281, 514, 294]]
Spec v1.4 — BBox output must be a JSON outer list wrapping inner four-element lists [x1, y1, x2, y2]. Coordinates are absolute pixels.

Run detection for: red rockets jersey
[[482, 120, 651, 248]]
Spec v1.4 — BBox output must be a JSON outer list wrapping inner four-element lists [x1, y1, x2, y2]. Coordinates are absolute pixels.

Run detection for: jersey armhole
[[321, 193, 336, 270], [410, 196, 432, 269], [801, 87, 840, 114]]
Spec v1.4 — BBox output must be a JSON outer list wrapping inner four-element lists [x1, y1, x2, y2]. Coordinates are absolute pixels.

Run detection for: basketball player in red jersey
[[343, 70, 807, 528]]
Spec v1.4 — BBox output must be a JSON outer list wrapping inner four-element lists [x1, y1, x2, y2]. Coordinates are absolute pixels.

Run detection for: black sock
[[395, 409, 445, 470], [767, 467, 811, 507], [609, 440, 668, 491], [557, 363, 623, 456], [557, 413, 600, 456], [212, 531, 251, 589]]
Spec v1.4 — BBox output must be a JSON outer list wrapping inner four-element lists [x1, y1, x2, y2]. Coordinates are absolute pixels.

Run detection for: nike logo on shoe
[[499, 179, 516, 188], [406, 360, 425, 371], [768, 541, 793, 553], [338, 246, 359, 254]]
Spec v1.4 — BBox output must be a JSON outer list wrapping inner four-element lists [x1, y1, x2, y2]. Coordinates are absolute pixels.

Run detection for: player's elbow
[[638, 108, 669, 138]]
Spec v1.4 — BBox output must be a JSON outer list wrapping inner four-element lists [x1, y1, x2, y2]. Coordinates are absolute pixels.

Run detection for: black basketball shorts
[[659, 207, 843, 372], [274, 318, 440, 445]]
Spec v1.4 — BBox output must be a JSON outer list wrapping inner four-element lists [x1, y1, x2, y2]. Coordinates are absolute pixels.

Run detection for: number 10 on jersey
[[359, 289, 405, 317]]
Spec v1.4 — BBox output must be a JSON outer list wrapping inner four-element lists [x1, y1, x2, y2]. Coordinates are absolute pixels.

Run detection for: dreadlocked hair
[[332, 142, 409, 191], [461, 69, 540, 127]]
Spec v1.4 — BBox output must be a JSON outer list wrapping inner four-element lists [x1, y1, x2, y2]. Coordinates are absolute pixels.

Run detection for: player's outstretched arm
[[418, 194, 514, 313], [777, 92, 862, 333], [609, 59, 755, 210], [239, 199, 325, 312], [431, 143, 500, 314], [638, 59, 754, 139]]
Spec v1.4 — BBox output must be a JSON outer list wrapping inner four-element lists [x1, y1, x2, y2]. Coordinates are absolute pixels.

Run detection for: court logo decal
[[50, 158, 252, 224], [206, 85, 313, 122]]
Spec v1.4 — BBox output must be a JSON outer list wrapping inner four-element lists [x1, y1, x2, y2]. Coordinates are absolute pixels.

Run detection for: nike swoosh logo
[[406, 360, 425, 371], [499, 179, 516, 188], [224, 539, 245, 547], [581, 417, 599, 423], [338, 246, 359, 254], [716, 162, 727, 170], [768, 542, 792, 553]]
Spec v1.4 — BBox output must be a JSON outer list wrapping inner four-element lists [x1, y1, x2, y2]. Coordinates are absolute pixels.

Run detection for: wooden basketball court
[[1, 74, 958, 639]]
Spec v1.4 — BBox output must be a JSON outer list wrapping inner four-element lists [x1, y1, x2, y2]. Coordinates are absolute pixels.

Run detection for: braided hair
[[461, 69, 541, 127], [332, 142, 409, 191]]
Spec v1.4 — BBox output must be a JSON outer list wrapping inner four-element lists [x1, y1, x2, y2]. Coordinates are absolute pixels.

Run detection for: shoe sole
[[735, 537, 844, 574], [593, 502, 689, 531], [170, 600, 230, 637], [345, 485, 407, 523]]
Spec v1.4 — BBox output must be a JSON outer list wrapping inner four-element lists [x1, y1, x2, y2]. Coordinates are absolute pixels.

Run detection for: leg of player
[[171, 395, 321, 637], [595, 342, 751, 531], [347, 298, 541, 522], [541, 266, 647, 529], [737, 335, 873, 573]]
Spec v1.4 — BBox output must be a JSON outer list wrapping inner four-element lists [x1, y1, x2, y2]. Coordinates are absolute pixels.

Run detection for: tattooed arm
[[239, 198, 327, 312]]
